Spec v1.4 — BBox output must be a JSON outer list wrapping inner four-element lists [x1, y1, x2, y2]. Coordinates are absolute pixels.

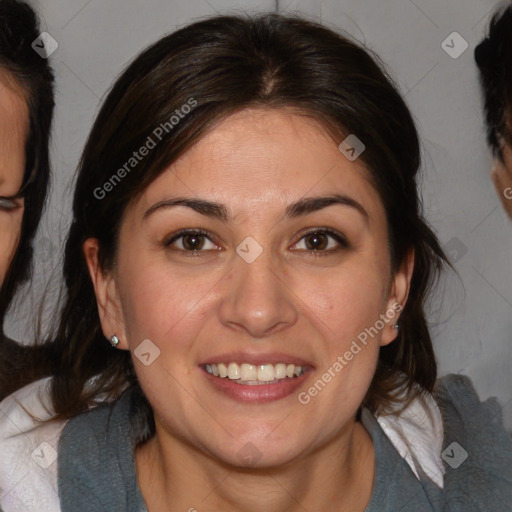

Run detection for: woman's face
[[0, 72, 28, 287], [87, 108, 412, 468]]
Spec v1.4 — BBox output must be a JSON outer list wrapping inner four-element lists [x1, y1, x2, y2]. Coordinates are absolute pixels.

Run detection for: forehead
[[0, 69, 29, 193], [0, 69, 28, 122], [136, 108, 384, 221]]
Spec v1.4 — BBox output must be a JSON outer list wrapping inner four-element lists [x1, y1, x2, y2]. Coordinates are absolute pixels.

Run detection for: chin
[[213, 442, 303, 470], [205, 426, 309, 470]]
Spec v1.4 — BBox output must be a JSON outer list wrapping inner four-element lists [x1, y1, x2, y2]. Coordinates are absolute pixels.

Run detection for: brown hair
[[0, 0, 55, 400], [18, 12, 447, 420]]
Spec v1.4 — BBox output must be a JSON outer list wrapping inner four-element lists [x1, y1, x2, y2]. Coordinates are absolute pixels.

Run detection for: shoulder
[[372, 373, 512, 510], [435, 373, 512, 443], [434, 373, 512, 511], [0, 378, 134, 512], [57, 385, 148, 511], [57, 387, 128, 459], [58, 383, 151, 451], [58, 383, 140, 448], [56, 397, 120, 510], [0, 377, 67, 512]]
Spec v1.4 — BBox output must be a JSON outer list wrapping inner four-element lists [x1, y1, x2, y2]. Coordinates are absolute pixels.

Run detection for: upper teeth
[[205, 362, 305, 381]]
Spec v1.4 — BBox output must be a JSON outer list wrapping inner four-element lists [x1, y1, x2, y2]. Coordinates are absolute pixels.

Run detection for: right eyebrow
[[143, 198, 229, 222]]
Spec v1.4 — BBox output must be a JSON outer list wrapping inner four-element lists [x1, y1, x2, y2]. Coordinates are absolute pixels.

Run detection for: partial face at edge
[[85, 108, 413, 468], [0, 71, 28, 287], [491, 134, 512, 218]]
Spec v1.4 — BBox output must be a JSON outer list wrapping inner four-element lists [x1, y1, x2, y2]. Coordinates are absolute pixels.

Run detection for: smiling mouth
[[203, 362, 308, 385]]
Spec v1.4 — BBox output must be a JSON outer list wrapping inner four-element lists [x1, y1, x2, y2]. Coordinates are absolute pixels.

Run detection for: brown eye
[[165, 229, 219, 253], [292, 228, 349, 255], [181, 233, 206, 250], [304, 232, 329, 251]]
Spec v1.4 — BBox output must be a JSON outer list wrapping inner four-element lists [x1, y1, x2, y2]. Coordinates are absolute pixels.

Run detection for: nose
[[218, 244, 299, 339]]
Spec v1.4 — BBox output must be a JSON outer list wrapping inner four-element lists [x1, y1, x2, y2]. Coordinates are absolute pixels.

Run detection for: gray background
[[6, 0, 512, 428]]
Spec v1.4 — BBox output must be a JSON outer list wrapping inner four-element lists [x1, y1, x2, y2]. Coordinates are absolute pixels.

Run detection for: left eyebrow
[[143, 194, 369, 223], [283, 194, 369, 222]]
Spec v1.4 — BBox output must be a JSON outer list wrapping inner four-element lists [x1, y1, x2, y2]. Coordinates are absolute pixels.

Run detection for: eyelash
[[164, 227, 349, 258], [0, 197, 18, 211]]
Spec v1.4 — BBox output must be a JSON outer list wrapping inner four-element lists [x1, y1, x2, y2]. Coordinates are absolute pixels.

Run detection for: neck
[[136, 416, 374, 512]]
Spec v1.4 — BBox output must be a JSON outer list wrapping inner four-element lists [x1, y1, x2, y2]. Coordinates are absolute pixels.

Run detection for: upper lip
[[198, 351, 314, 368]]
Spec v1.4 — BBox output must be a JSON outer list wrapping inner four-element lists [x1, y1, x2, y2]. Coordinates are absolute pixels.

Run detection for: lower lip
[[201, 367, 312, 403]]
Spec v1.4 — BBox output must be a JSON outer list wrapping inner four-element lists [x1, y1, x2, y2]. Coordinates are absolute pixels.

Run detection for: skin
[[85, 108, 413, 512], [491, 136, 512, 219], [0, 71, 28, 287]]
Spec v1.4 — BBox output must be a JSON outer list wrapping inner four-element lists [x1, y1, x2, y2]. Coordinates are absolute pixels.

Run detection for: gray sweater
[[57, 374, 512, 511]]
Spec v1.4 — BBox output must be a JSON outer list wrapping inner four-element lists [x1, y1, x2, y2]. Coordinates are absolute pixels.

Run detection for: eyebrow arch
[[143, 194, 369, 223]]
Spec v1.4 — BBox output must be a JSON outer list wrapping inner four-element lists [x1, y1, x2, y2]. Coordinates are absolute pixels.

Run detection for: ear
[[83, 238, 128, 349], [491, 150, 512, 219], [380, 247, 414, 347]]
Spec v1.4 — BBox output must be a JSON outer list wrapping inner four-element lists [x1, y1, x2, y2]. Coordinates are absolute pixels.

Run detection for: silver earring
[[392, 324, 399, 332], [110, 335, 120, 347]]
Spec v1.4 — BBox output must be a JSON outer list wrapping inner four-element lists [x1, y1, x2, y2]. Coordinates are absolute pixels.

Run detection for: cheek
[[296, 260, 388, 402], [0, 210, 24, 284], [302, 260, 389, 343], [117, 256, 219, 355], [116, 258, 223, 419]]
